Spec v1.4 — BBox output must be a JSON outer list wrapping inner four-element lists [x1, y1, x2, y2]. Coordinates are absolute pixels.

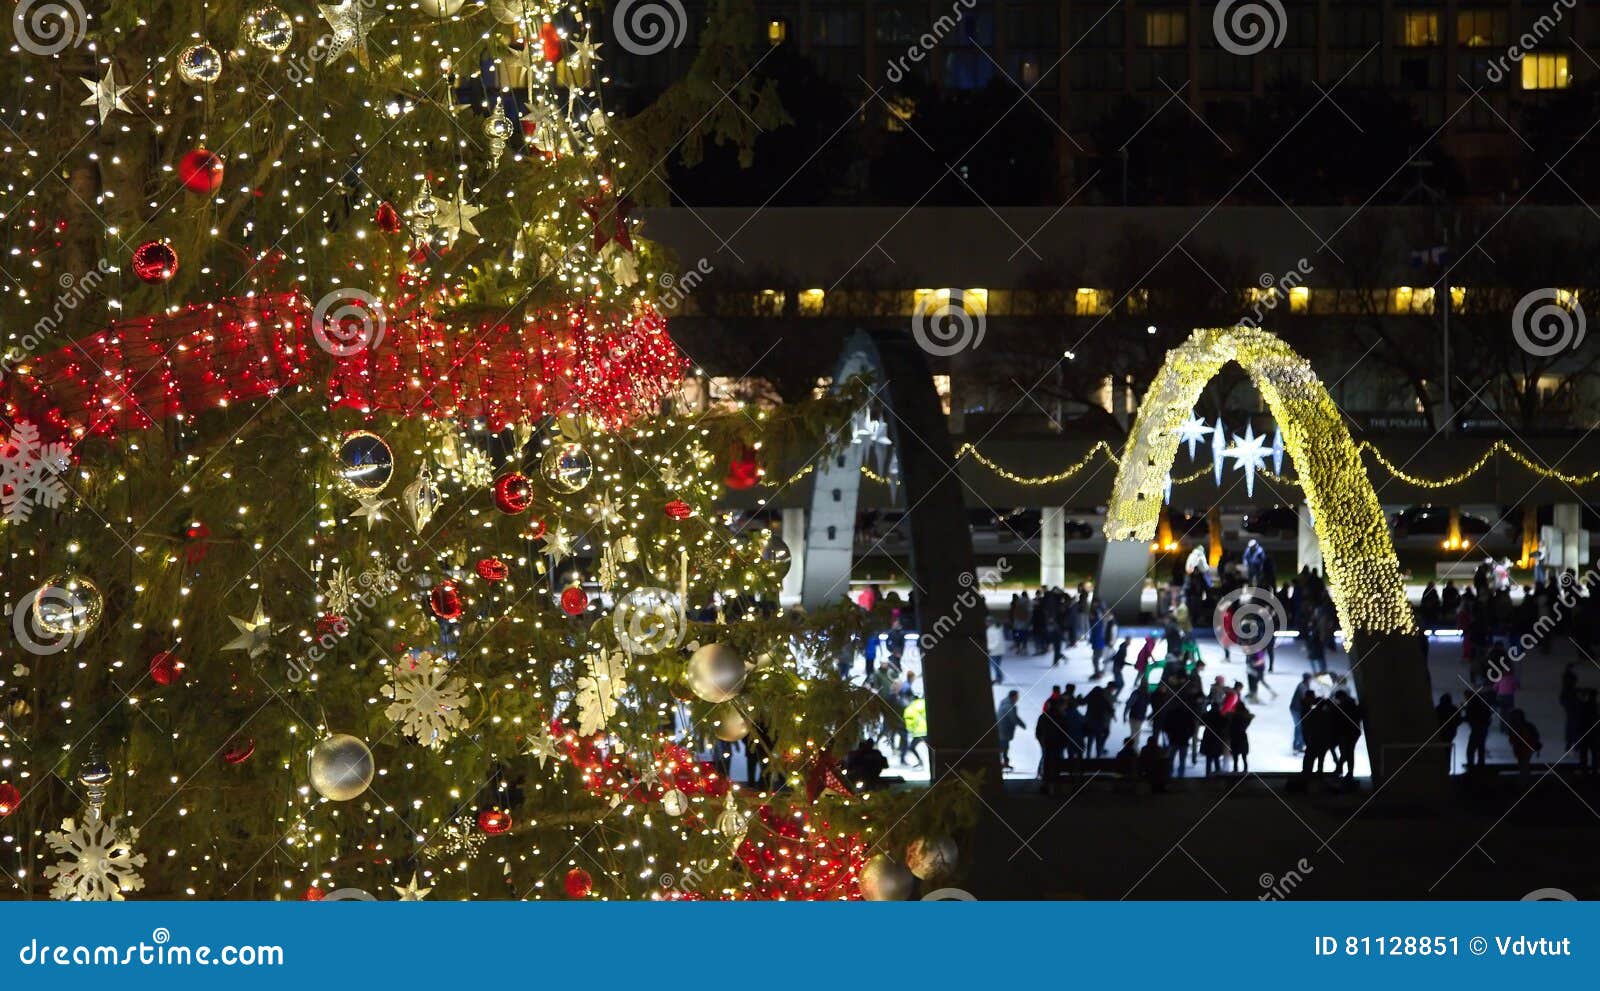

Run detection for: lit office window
[[1522, 53, 1571, 90], [1143, 10, 1187, 47], [1399, 12, 1439, 46]]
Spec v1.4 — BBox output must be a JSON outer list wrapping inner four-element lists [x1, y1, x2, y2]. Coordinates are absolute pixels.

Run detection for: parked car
[[1240, 505, 1299, 538], [1390, 506, 1495, 538]]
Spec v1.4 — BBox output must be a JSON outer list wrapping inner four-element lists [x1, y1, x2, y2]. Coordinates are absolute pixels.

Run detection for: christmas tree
[[0, 2, 972, 900]]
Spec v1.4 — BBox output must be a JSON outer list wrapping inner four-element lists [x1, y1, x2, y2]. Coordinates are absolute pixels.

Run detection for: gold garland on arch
[[770, 438, 1597, 490]]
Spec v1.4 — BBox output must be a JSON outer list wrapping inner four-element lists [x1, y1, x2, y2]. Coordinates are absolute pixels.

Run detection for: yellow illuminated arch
[[1104, 327, 1415, 637]]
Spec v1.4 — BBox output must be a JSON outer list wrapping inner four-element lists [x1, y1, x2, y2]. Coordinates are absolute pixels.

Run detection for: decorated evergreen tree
[[0, 1, 972, 900]]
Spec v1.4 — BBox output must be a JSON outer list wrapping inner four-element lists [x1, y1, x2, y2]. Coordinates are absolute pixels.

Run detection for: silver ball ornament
[[309, 734, 374, 801], [540, 443, 593, 494], [177, 43, 224, 85], [688, 643, 747, 703], [417, 0, 468, 15], [906, 835, 959, 880], [860, 854, 917, 901], [710, 702, 751, 743], [243, 6, 294, 54]]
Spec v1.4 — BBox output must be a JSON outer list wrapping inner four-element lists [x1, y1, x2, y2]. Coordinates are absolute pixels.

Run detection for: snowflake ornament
[[574, 650, 629, 735], [383, 653, 469, 748], [1, 420, 72, 524], [44, 815, 147, 901]]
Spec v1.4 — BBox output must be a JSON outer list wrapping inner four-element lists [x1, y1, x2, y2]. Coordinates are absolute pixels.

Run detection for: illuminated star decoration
[[1175, 412, 1213, 459], [222, 599, 282, 658], [542, 524, 574, 558], [351, 494, 390, 530], [393, 872, 432, 901], [1210, 417, 1227, 486], [1225, 424, 1272, 498], [319, 2, 383, 68], [570, 32, 603, 76], [434, 181, 485, 247], [1270, 426, 1286, 475], [80, 65, 133, 125]]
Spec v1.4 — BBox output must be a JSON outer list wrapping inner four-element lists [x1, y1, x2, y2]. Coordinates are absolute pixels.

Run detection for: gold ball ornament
[[177, 43, 224, 85], [418, 0, 468, 15], [710, 702, 751, 742], [243, 6, 293, 54], [687, 643, 747, 703], [906, 835, 959, 880], [540, 442, 593, 494], [32, 573, 104, 636], [335, 431, 395, 495], [309, 734, 374, 801], [860, 854, 917, 901]]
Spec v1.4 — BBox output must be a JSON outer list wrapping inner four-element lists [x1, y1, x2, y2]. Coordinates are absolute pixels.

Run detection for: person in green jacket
[[901, 696, 928, 768]]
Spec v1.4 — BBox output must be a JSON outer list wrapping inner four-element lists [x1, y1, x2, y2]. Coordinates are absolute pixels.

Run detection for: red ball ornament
[[526, 518, 547, 539], [183, 520, 211, 565], [303, 885, 325, 901], [149, 651, 184, 686], [664, 499, 693, 521], [540, 22, 563, 62], [430, 579, 465, 621], [222, 738, 256, 765], [559, 585, 588, 616], [564, 867, 593, 898], [177, 148, 225, 193], [131, 240, 179, 283], [477, 809, 513, 835], [316, 614, 350, 638], [476, 557, 509, 582], [725, 445, 761, 490], [493, 472, 532, 514], [374, 200, 403, 234], [0, 782, 20, 817]]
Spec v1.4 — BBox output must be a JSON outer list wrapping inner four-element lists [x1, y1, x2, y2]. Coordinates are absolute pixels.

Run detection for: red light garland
[[2, 293, 686, 446]]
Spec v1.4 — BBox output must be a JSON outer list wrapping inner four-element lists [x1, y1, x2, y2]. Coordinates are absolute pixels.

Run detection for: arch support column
[[800, 331, 1002, 796]]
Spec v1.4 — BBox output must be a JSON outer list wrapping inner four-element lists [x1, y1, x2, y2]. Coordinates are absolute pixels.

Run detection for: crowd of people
[[825, 542, 1600, 793], [1427, 560, 1600, 776]]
